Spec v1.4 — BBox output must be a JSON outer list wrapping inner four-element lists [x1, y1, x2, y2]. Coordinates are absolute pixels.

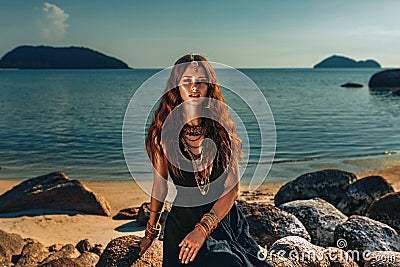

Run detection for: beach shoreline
[[0, 164, 399, 248]]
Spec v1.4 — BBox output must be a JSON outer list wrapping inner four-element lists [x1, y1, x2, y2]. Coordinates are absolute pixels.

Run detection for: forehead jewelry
[[191, 61, 199, 73]]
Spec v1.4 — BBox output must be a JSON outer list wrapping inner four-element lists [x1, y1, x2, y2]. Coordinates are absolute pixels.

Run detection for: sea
[[1, 68, 400, 185]]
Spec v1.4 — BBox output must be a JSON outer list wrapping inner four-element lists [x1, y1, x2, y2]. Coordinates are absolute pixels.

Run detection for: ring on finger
[[185, 247, 190, 251]]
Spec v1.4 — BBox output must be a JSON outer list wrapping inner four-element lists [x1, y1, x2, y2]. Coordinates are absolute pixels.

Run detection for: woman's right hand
[[137, 236, 153, 256]]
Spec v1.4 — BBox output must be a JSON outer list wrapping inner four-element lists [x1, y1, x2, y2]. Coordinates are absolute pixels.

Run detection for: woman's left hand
[[178, 228, 206, 264]]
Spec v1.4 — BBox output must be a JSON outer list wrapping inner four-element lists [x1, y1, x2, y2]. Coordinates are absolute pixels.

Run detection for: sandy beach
[[0, 165, 399, 248]]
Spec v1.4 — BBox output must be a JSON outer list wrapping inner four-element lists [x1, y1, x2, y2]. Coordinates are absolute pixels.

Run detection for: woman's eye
[[182, 79, 192, 83]]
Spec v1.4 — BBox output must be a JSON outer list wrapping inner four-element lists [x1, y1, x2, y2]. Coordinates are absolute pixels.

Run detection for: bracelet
[[148, 207, 163, 214], [195, 210, 219, 237], [145, 221, 161, 240], [195, 223, 208, 237]]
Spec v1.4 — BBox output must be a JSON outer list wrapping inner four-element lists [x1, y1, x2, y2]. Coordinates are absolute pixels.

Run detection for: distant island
[[0, 45, 130, 69], [313, 55, 381, 68]]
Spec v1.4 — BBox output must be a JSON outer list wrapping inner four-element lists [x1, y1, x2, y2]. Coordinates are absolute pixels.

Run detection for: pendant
[[199, 184, 209, 195]]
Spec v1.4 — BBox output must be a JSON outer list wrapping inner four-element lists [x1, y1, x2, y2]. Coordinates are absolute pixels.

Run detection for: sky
[[1, 0, 400, 68]]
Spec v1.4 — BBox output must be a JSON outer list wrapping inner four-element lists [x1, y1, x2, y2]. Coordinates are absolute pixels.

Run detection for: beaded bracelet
[[145, 221, 161, 240]]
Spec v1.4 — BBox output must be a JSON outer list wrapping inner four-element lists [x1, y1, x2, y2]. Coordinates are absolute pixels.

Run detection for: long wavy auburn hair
[[145, 54, 242, 179]]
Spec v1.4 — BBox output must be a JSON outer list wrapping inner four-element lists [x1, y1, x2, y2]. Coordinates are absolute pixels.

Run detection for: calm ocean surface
[[1, 68, 399, 183]]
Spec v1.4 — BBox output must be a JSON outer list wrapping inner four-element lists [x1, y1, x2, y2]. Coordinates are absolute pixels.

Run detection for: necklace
[[184, 134, 203, 143], [181, 124, 205, 136], [181, 137, 210, 195]]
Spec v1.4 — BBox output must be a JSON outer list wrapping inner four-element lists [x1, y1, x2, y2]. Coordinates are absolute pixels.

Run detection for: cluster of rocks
[[107, 169, 400, 267], [0, 230, 164, 267], [1, 169, 399, 266], [0, 229, 164, 267], [241, 169, 400, 267], [0, 230, 103, 267]]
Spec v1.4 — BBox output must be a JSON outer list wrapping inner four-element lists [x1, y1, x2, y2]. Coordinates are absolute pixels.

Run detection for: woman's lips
[[189, 94, 200, 98]]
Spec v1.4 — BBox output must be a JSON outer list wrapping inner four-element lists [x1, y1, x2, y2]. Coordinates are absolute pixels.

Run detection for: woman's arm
[[148, 152, 169, 226], [138, 152, 169, 256], [210, 164, 240, 222]]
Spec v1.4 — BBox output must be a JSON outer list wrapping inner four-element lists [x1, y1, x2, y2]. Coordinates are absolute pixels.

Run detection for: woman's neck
[[183, 105, 202, 126], [187, 118, 202, 126]]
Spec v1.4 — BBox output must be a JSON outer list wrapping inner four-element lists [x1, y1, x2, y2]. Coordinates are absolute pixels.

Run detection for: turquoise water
[[0, 68, 399, 182]]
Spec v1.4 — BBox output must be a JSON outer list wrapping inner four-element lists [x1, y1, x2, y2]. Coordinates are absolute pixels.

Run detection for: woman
[[138, 55, 269, 266]]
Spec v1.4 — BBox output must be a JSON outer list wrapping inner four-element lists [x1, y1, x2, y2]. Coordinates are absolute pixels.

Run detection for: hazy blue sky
[[1, 0, 399, 68]]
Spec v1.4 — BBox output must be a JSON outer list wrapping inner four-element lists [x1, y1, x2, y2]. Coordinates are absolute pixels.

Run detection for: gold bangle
[[198, 221, 210, 232], [202, 212, 218, 225], [195, 223, 208, 237], [196, 211, 219, 237]]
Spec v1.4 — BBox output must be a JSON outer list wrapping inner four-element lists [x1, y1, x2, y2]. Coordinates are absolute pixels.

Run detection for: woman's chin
[[186, 98, 205, 105]]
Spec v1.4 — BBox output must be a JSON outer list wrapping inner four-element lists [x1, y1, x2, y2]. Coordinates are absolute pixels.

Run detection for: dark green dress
[[163, 156, 270, 266]]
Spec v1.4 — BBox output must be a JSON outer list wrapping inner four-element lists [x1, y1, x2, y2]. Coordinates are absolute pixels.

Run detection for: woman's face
[[178, 64, 208, 103]]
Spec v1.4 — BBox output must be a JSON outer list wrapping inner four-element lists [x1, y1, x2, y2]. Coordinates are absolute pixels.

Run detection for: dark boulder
[[369, 69, 400, 89], [76, 239, 93, 254], [367, 192, 400, 233], [341, 83, 363, 88], [96, 235, 163, 267], [113, 207, 139, 220], [0, 172, 111, 216], [237, 200, 311, 247], [337, 176, 394, 216], [274, 169, 357, 206], [334, 215, 400, 258], [279, 198, 347, 247]]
